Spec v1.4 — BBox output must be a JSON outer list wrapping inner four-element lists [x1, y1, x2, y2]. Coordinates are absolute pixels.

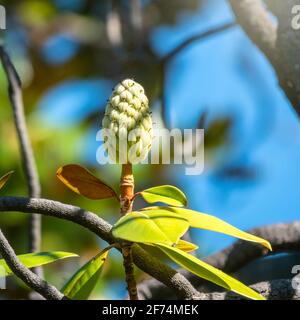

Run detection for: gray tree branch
[[198, 279, 300, 300], [0, 45, 42, 263], [0, 228, 64, 300], [0, 196, 200, 299], [229, 0, 300, 116]]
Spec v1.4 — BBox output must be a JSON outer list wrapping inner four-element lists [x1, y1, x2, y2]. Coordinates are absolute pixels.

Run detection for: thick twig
[[0, 45, 42, 263], [120, 164, 134, 215], [0, 197, 114, 244], [198, 279, 300, 300], [228, 0, 277, 60], [138, 222, 300, 299], [0, 196, 199, 299], [120, 164, 138, 300], [229, 0, 300, 116], [0, 229, 64, 300]]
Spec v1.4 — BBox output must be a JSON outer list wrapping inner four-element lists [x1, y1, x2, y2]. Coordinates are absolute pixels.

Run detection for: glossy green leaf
[[62, 249, 109, 300], [139, 243, 170, 261], [112, 211, 189, 245], [142, 207, 272, 251], [139, 241, 197, 265], [0, 171, 14, 191], [154, 243, 265, 300], [139, 185, 187, 207], [0, 251, 78, 276]]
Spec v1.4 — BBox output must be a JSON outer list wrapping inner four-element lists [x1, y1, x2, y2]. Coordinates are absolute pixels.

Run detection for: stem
[[120, 163, 134, 214], [120, 163, 138, 300]]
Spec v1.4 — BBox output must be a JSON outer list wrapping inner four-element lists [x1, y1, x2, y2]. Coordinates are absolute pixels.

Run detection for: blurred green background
[[1, 0, 300, 299]]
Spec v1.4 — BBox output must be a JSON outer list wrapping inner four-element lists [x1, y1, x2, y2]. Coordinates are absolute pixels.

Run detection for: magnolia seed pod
[[102, 79, 153, 164]]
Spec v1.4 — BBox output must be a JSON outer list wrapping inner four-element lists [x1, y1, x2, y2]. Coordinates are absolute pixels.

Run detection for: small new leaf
[[0, 171, 14, 191], [0, 251, 78, 276], [56, 164, 117, 200], [154, 243, 265, 300], [62, 249, 109, 300], [139, 185, 187, 207], [175, 239, 198, 252]]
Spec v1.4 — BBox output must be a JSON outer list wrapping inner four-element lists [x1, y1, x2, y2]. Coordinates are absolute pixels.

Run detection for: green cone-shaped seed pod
[[102, 79, 153, 164]]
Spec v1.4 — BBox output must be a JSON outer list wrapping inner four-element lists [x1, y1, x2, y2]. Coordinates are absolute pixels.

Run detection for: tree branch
[[0, 196, 200, 299], [0, 229, 64, 300], [198, 279, 300, 300], [228, 0, 300, 117], [228, 0, 277, 60], [0, 45, 42, 262], [0, 197, 114, 244], [162, 22, 236, 63]]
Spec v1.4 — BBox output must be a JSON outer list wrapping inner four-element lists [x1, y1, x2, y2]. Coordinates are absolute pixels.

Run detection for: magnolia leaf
[[56, 164, 117, 200], [139, 239, 198, 262], [139, 185, 187, 207], [142, 207, 272, 251], [154, 243, 265, 300], [0, 171, 14, 191], [175, 239, 198, 252], [112, 211, 189, 245], [0, 251, 78, 276], [139, 243, 170, 261], [62, 249, 109, 300]]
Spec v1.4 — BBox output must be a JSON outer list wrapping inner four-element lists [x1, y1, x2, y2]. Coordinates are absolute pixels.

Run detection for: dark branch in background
[[0, 45, 42, 272], [199, 279, 300, 300], [138, 222, 300, 299], [228, 0, 300, 117], [160, 22, 236, 126], [159, 64, 167, 126], [0, 229, 64, 300], [162, 22, 237, 63]]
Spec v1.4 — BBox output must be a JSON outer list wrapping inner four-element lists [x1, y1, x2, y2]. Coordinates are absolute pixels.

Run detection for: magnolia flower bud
[[102, 79, 153, 164]]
